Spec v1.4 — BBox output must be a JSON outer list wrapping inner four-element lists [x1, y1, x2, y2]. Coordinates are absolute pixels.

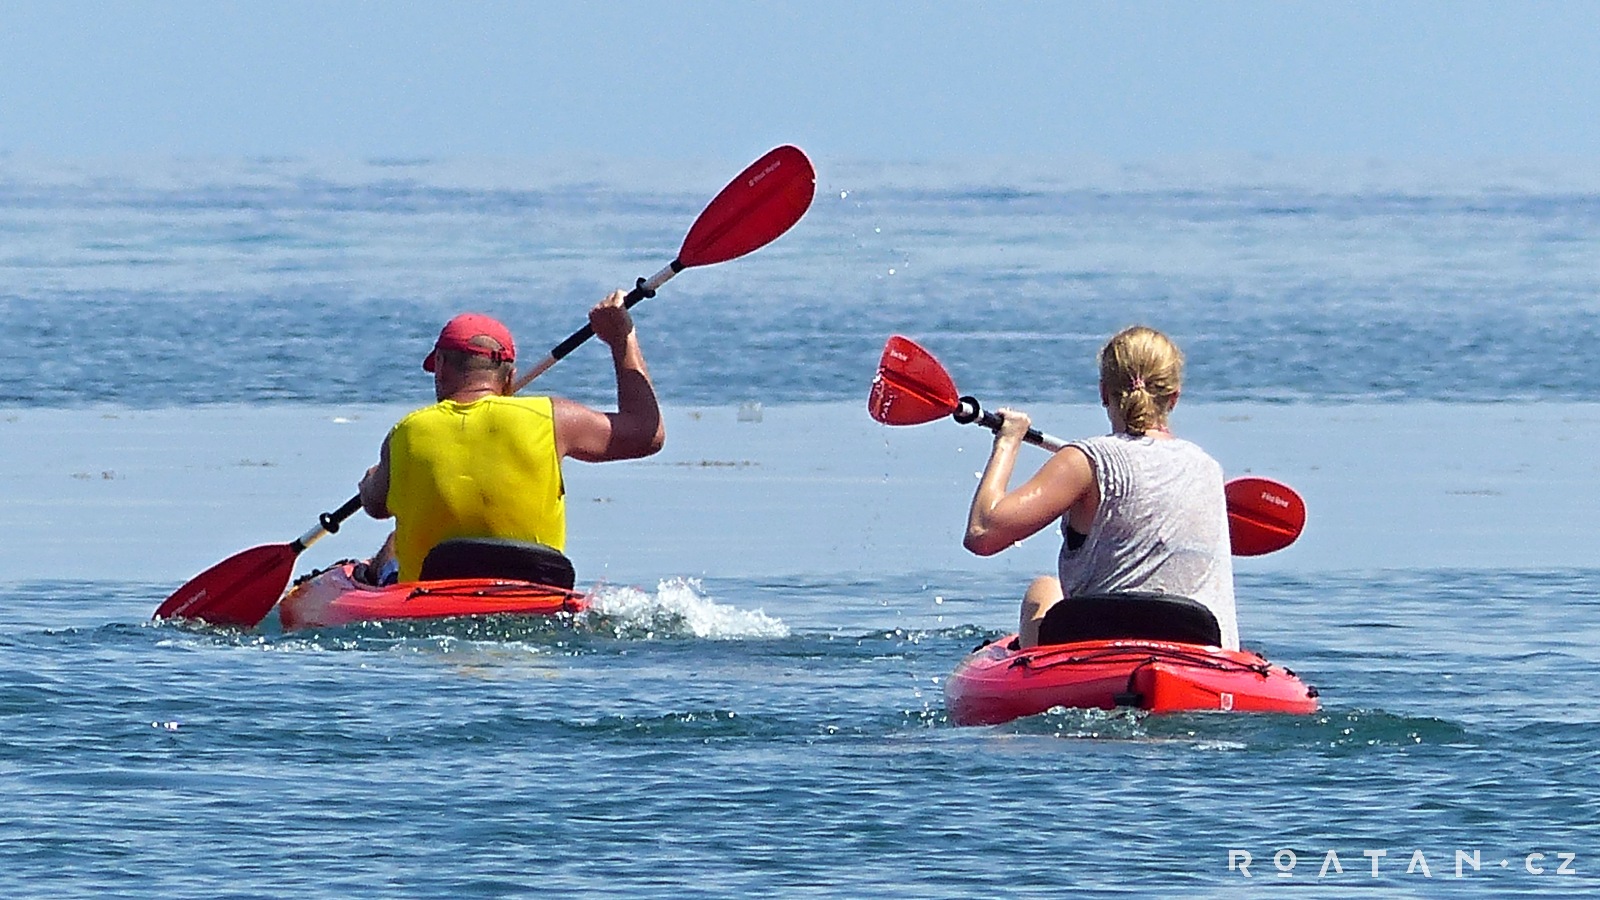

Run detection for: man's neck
[[438, 378, 506, 404]]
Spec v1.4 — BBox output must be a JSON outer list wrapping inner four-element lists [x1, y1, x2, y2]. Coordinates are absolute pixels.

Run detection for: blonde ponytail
[[1099, 326, 1183, 436]]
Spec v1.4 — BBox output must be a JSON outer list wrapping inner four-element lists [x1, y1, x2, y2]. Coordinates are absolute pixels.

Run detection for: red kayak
[[944, 636, 1319, 726], [278, 561, 588, 631]]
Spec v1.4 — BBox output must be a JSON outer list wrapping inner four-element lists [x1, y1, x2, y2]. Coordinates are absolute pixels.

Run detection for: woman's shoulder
[[1076, 433, 1221, 466], [1068, 433, 1120, 451], [1165, 437, 1226, 479], [1153, 434, 1220, 458]]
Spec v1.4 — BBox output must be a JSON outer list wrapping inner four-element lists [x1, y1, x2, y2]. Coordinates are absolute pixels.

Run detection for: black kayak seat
[[1037, 592, 1222, 647], [418, 537, 576, 590]]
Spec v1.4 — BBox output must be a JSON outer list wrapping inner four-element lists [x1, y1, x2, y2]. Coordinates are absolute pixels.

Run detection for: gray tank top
[[1057, 434, 1239, 649]]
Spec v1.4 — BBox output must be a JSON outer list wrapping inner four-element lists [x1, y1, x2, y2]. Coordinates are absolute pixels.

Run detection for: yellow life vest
[[386, 395, 565, 582]]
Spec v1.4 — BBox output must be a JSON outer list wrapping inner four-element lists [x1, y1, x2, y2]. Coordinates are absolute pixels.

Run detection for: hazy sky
[[2, 1, 1597, 162]]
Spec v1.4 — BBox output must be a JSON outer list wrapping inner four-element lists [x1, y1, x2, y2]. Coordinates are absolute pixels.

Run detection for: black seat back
[[1037, 592, 1222, 646], [418, 538, 576, 590]]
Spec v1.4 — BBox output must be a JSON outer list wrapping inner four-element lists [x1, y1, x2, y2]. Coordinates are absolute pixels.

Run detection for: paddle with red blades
[[152, 497, 363, 627], [1222, 476, 1307, 557], [514, 144, 814, 392], [867, 334, 1306, 556], [155, 146, 817, 628]]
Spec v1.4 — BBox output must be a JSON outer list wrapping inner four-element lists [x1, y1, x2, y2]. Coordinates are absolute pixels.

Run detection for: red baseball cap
[[422, 313, 516, 372]]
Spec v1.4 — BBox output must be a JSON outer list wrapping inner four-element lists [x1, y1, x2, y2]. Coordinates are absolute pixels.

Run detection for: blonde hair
[[1098, 326, 1183, 436]]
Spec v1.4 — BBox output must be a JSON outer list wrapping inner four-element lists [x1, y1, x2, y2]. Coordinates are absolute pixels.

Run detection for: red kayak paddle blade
[[153, 542, 298, 628], [868, 335, 961, 426], [1226, 477, 1307, 556], [679, 145, 815, 268]]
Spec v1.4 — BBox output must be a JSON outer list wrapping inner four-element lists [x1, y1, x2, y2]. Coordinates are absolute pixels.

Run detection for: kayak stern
[[279, 562, 589, 631], [945, 636, 1319, 726]]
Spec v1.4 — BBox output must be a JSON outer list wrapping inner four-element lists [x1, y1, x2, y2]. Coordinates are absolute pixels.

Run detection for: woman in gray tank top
[[962, 326, 1238, 650]]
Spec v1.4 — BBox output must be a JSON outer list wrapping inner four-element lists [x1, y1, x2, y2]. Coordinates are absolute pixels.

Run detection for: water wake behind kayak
[[579, 576, 790, 640]]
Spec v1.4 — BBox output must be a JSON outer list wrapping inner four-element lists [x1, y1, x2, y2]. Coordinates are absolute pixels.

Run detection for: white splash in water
[[583, 577, 789, 639]]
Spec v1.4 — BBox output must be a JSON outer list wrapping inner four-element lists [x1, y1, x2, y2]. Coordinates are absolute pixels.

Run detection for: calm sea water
[[4, 155, 1600, 407], [5, 155, 1600, 896]]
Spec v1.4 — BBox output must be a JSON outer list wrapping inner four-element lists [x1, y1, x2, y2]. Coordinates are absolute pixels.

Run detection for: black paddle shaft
[[547, 268, 680, 362], [289, 494, 364, 554], [953, 396, 1061, 451]]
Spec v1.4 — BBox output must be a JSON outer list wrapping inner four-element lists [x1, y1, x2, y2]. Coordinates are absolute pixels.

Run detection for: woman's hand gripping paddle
[[868, 335, 1306, 556], [154, 146, 817, 628]]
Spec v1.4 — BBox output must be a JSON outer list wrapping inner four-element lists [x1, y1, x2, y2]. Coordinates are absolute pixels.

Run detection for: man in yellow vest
[[356, 289, 664, 583]]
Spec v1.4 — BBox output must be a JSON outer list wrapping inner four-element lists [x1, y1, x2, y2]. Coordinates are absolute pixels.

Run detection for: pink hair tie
[[1130, 376, 1146, 392]]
